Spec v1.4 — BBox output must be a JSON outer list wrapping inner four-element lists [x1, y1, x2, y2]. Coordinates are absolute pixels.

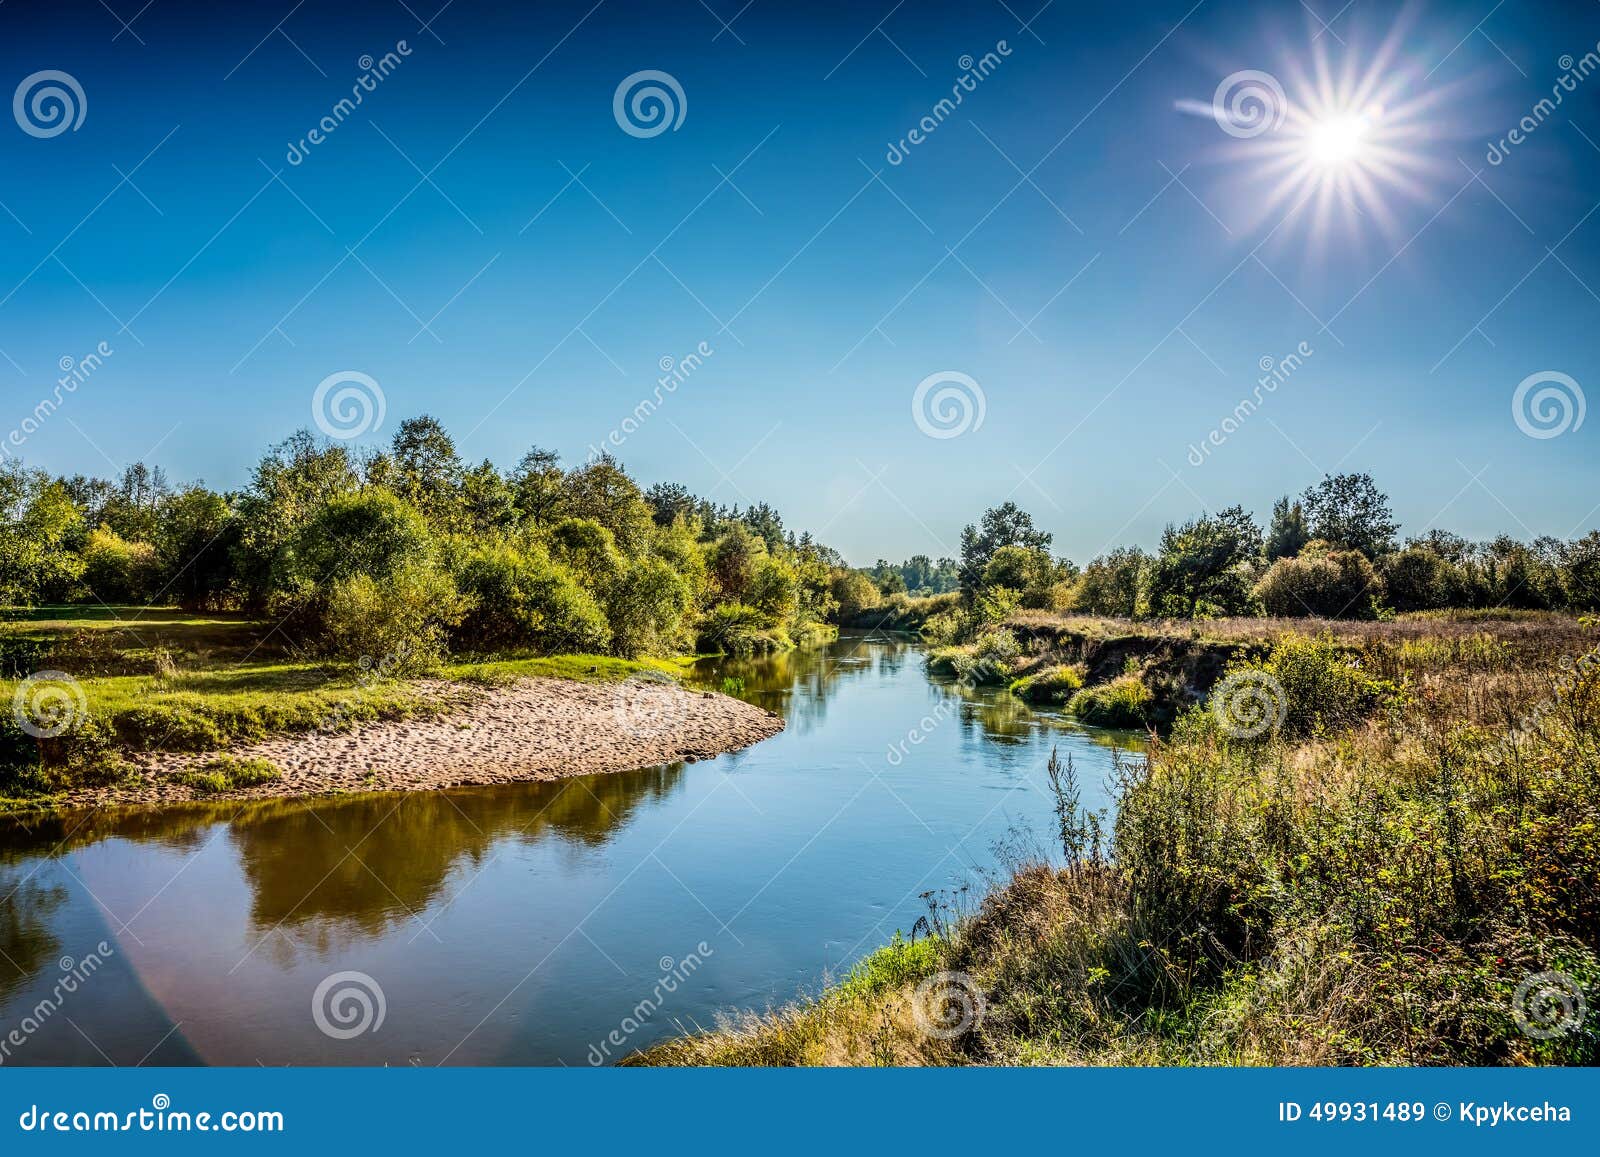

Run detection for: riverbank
[[41, 675, 783, 810], [633, 613, 1600, 1066]]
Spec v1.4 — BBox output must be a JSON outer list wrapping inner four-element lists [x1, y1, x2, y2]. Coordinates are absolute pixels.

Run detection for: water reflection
[[0, 632, 1143, 1065]]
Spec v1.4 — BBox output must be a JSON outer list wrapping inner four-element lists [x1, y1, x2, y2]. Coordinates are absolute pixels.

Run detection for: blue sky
[[1, 0, 1596, 564]]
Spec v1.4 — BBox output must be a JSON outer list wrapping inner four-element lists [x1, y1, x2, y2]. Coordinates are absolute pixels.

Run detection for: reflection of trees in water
[[1, 765, 686, 969], [0, 870, 66, 1002], [227, 764, 685, 957], [691, 632, 913, 735]]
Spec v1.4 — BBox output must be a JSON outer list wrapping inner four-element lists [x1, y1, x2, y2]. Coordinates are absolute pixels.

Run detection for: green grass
[[172, 755, 283, 795]]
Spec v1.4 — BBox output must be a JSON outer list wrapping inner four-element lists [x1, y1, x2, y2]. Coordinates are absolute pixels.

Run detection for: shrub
[[1068, 673, 1155, 728], [453, 545, 611, 655], [320, 562, 465, 674], [1201, 633, 1400, 742], [1010, 663, 1086, 705], [607, 556, 692, 657], [80, 527, 160, 602], [293, 489, 434, 588], [696, 602, 774, 657], [1253, 544, 1384, 619]]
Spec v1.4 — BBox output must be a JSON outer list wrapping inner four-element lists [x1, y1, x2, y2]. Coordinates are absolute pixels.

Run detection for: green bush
[[1068, 673, 1155, 728], [1010, 663, 1086, 704], [607, 556, 692, 657], [453, 545, 611, 655], [293, 489, 435, 587], [696, 602, 771, 656], [320, 562, 465, 674], [1253, 543, 1384, 619]]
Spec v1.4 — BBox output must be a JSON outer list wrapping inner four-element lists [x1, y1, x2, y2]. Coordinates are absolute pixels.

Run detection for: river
[[0, 632, 1141, 1066]]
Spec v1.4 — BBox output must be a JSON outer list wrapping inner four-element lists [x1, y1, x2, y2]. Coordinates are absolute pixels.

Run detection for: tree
[[509, 447, 564, 527], [1264, 496, 1310, 561], [1300, 473, 1398, 558], [1072, 546, 1148, 618], [958, 503, 1052, 596], [560, 454, 654, 556], [0, 464, 86, 604], [390, 416, 464, 528], [1147, 505, 1262, 618], [644, 481, 697, 527], [742, 502, 785, 553], [461, 459, 515, 536]]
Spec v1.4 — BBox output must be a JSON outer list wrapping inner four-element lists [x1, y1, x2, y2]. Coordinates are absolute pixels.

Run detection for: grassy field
[[0, 605, 689, 811], [634, 611, 1600, 1066]]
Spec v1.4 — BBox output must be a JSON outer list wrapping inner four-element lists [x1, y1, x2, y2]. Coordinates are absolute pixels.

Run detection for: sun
[[1305, 110, 1375, 168], [1178, 14, 1461, 247]]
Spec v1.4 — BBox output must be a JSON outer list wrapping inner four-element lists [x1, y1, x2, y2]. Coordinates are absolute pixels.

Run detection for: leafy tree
[[958, 503, 1052, 596], [644, 481, 697, 527], [0, 464, 86, 604], [390, 415, 464, 529], [560, 454, 653, 556], [1147, 505, 1262, 618], [1253, 543, 1384, 619], [509, 447, 564, 527], [1264, 496, 1310, 561], [1300, 473, 1398, 558], [1072, 546, 1148, 618]]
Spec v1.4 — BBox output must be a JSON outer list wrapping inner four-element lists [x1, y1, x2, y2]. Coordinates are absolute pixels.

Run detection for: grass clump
[[1067, 672, 1155, 728], [172, 755, 283, 796], [1009, 663, 1085, 705]]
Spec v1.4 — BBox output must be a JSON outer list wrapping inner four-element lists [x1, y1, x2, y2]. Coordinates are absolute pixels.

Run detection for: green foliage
[[452, 544, 612, 655], [958, 502, 1052, 597], [1253, 543, 1384, 619], [173, 755, 282, 795], [1067, 673, 1155, 728], [1071, 547, 1148, 618], [319, 563, 465, 674], [1010, 663, 1086, 704], [1300, 472, 1398, 558], [80, 527, 159, 603], [293, 489, 434, 589], [1148, 505, 1262, 619]]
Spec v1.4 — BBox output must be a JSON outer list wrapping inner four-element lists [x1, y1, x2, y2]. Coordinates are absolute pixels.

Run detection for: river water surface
[[0, 633, 1140, 1066]]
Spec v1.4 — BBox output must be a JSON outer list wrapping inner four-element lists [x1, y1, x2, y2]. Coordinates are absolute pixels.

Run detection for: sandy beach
[[60, 677, 785, 808]]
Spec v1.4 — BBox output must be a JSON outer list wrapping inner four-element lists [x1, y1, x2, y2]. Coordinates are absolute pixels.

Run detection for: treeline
[[855, 472, 1599, 635], [0, 418, 848, 669]]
